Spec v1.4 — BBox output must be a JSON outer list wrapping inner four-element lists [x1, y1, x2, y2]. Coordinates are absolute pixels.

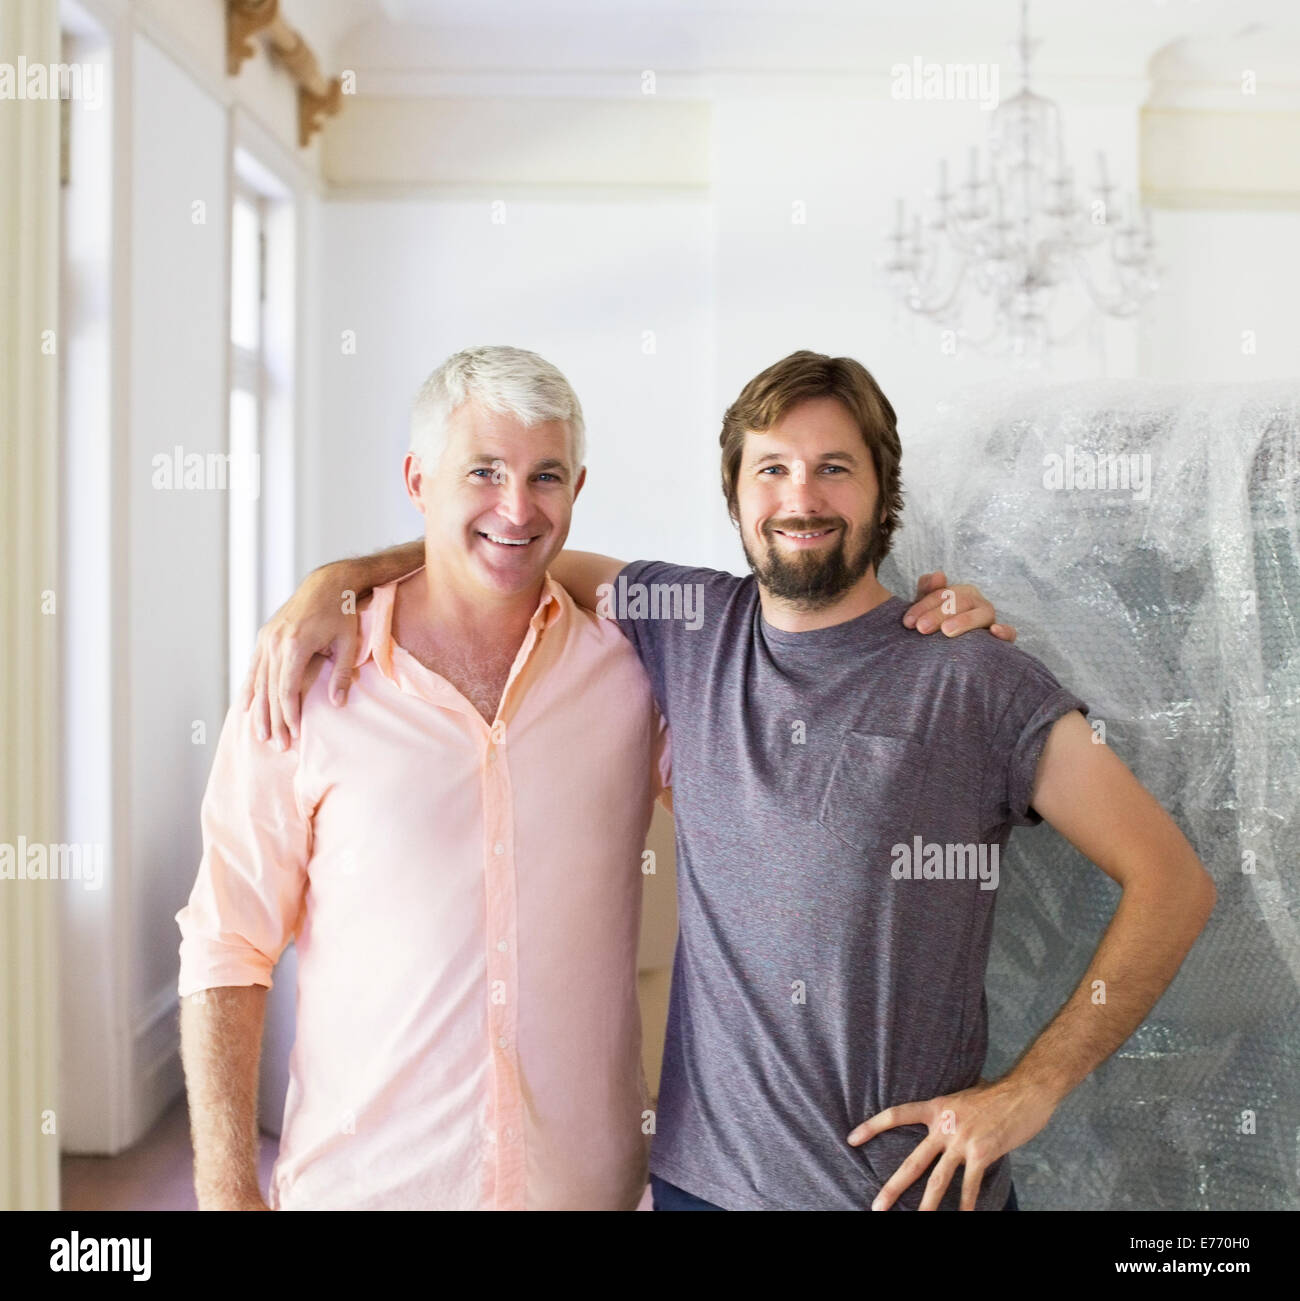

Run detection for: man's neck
[[757, 572, 895, 633], [402, 554, 544, 650]]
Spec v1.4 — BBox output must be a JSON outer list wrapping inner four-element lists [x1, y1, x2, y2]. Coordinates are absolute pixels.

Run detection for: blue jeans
[[650, 1173, 1021, 1211]]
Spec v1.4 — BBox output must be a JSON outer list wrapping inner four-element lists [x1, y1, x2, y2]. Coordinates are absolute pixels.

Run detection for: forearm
[[315, 539, 424, 603], [180, 984, 269, 1209], [1005, 865, 1215, 1108], [548, 549, 627, 612]]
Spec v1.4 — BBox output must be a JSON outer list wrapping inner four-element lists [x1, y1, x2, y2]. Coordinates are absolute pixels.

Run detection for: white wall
[[125, 29, 230, 1138], [60, 0, 325, 1152], [59, 16, 119, 1155], [1139, 209, 1300, 381], [308, 194, 715, 571]]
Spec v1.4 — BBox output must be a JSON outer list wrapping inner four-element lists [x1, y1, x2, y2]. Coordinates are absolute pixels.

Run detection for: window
[[228, 186, 268, 703], [227, 148, 295, 706]]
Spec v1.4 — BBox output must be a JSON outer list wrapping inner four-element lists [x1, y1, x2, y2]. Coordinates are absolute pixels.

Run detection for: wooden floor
[[60, 1095, 654, 1210], [60, 1095, 279, 1211]]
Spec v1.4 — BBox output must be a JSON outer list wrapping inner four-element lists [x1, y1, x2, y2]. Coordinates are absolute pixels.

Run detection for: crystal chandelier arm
[[904, 253, 973, 319], [1065, 244, 1155, 317]]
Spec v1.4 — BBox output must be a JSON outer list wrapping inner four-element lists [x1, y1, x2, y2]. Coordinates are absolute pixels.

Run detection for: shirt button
[[497, 1036, 508, 1049], [493, 842, 505, 856], [505, 1127, 514, 1140], [497, 940, 508, 952]]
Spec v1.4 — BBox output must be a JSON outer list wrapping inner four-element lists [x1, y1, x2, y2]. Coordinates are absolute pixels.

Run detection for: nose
[[495, 475, 532, 527], [780, 460, 827, 516]]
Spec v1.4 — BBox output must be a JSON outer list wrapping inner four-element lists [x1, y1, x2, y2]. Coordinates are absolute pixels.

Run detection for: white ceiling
[[322, 0, 1300, 78]]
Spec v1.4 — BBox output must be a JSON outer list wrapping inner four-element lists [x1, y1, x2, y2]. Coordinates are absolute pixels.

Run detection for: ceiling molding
[[338, 66, 1155, 106], [322, 94, 711, 188], [321, 179, 711, 202], [1142, 106, 1300, 203], [1146, 31, 1300, 111]]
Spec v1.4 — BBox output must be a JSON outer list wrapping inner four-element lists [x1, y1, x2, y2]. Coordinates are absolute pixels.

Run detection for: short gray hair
[[410, 345, 586, 472]]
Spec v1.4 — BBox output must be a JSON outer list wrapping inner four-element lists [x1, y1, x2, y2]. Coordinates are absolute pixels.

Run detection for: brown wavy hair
[[719, 350, 904, 562]]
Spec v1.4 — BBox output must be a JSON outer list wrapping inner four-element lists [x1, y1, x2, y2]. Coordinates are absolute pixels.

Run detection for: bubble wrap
[[877, 378, 1300, 1210]]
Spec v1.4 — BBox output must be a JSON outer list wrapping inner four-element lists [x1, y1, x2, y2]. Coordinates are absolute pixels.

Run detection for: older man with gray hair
[[177, 345, 671, 1210]]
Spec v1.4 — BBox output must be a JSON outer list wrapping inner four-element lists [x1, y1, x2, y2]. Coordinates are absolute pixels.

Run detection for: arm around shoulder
[[548, 549, 628, 613], [242, 538, 424, 749]]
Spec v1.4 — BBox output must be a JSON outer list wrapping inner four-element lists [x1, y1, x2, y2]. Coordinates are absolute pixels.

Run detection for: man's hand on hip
[[847, 1075, 1056, 1210]]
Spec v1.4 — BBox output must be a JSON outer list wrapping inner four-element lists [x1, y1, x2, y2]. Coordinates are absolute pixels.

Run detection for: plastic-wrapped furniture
[[879, 379, 1300, 1210]]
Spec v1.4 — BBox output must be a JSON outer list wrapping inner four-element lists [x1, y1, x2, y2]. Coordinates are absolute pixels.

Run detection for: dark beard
[[742, 514, 882, 610]]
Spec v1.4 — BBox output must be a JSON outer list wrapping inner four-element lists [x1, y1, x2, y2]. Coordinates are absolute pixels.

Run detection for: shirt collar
[[354, 566, 566, 674]]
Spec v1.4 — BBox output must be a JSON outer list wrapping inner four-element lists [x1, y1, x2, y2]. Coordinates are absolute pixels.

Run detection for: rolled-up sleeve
[[984, 656, 1090, 829], [176, 702, 312, 997]]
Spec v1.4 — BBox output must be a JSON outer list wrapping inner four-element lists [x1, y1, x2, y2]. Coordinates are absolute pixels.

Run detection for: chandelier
[[882, 0, 1160, 360]]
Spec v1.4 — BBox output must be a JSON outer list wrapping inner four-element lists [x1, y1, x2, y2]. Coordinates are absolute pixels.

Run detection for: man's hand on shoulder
[[904, 570, 1016, 642], [240, 565, 364, 751]]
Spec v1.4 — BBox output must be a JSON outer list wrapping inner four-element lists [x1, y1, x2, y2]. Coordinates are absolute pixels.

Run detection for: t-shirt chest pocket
[[817, 731, 929, 852]]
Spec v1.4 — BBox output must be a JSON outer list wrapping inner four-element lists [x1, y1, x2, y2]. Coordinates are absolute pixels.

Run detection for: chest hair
[[404, 633, 518, 724]]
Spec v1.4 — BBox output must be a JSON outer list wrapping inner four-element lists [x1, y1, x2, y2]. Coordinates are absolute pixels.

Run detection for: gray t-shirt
[[615, 559, 1089, 1211]]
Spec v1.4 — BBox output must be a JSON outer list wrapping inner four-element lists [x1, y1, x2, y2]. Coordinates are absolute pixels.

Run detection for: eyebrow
[[748, 450, 859, 467]]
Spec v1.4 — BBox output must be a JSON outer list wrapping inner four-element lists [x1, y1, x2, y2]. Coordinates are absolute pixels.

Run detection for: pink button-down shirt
[[176, 569, 670, 1210]]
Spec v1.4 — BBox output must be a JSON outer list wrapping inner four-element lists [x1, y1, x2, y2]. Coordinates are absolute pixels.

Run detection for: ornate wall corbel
[[226, 0, 344, 148]]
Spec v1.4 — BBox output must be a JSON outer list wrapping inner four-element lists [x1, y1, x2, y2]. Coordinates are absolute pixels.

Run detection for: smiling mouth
[[477, 531, 537, 548], [771, 525, 839, 540]]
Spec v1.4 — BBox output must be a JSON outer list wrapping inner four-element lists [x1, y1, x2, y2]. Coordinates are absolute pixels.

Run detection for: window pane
[[228, 387, 260, 703], [231, 198, 260, 350]]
